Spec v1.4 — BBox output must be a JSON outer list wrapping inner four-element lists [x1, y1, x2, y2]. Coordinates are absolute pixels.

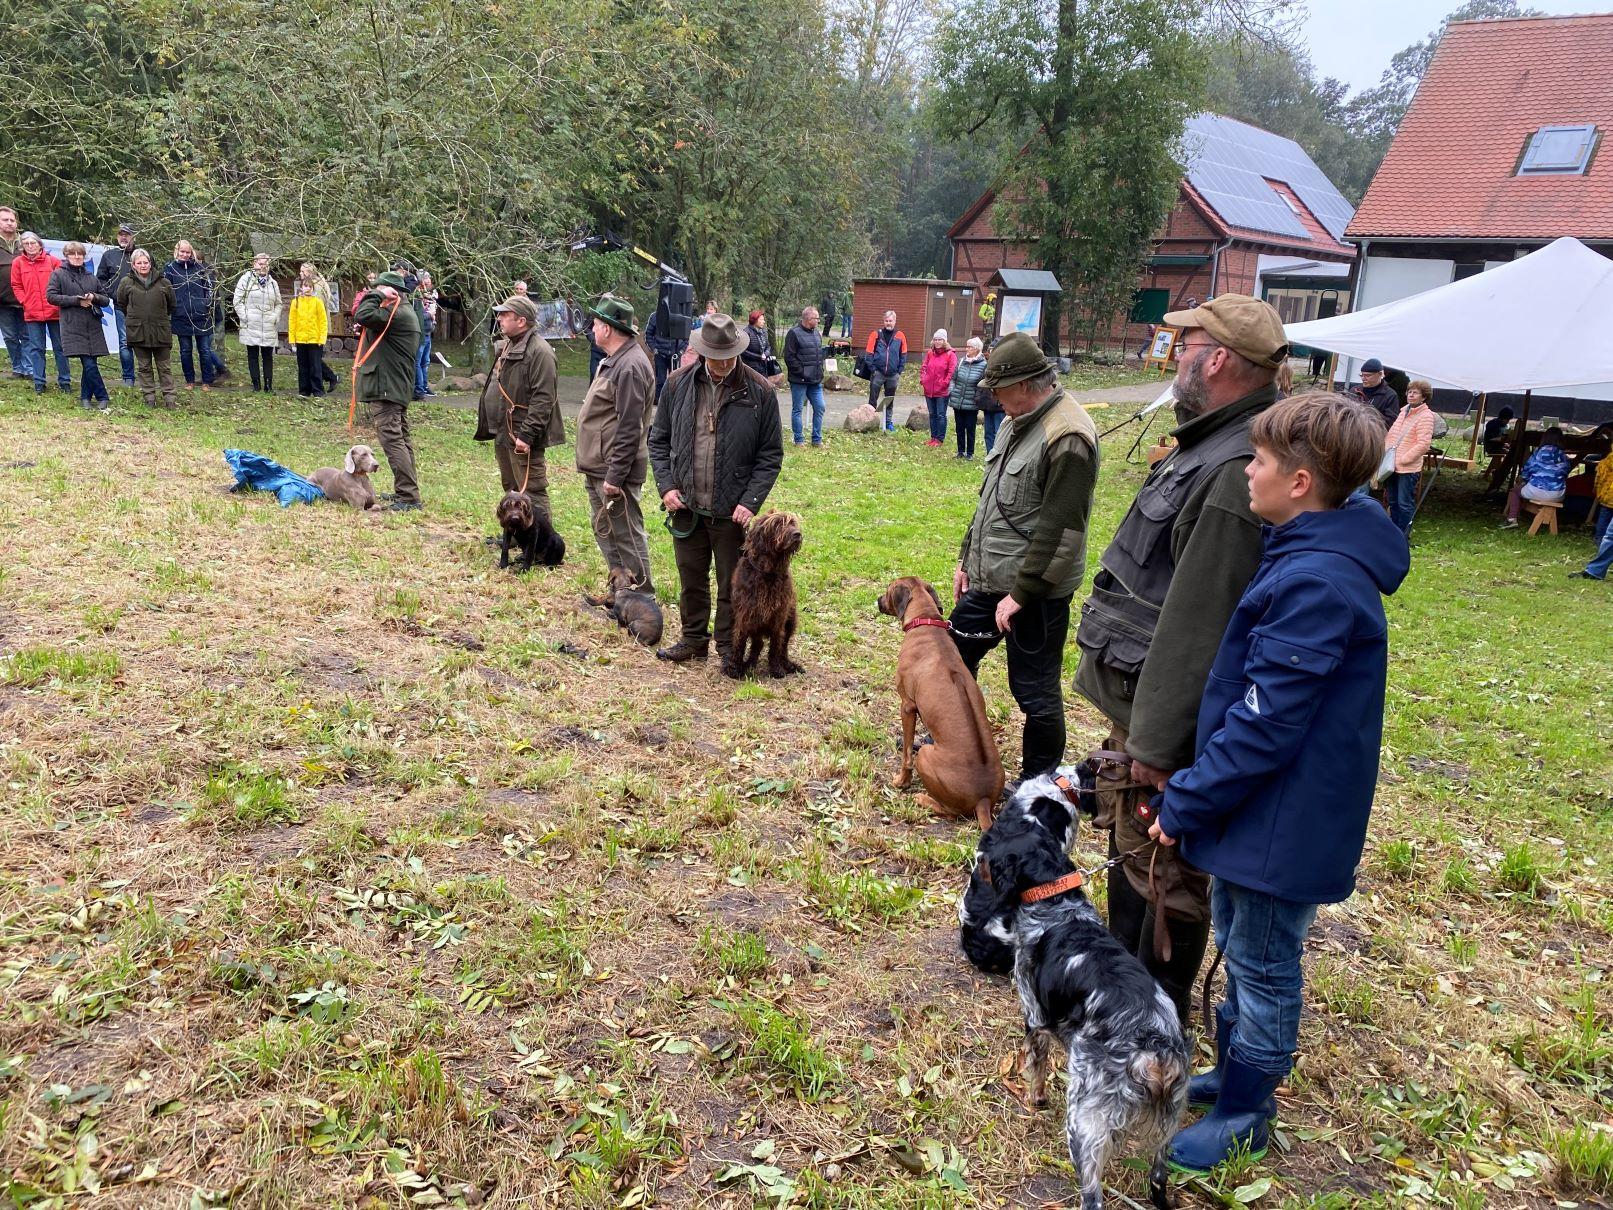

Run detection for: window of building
[[1517, 125, 1598, 176]]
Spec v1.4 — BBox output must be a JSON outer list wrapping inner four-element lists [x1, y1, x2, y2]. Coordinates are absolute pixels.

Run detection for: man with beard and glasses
[[1071, 293, 1288, 1027]]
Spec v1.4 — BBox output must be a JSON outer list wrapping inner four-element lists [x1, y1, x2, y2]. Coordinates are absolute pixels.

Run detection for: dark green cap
[[588, 294, 638, 337], [979, 331, 1050, 389], [376, 271, 408, 290]]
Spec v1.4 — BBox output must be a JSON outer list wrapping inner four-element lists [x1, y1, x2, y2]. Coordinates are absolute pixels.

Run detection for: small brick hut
[[849, 278, 979, 353]]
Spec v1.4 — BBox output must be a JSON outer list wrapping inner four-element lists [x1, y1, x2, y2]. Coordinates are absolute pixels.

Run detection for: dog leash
[[348, 294, 400, 434]]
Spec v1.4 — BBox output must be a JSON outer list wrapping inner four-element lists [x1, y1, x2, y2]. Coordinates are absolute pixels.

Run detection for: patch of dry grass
[[0, 379, 1608, 1208]]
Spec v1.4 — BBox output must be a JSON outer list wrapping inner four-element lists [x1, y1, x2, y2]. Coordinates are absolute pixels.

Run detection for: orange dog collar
[[903, 617, 951, 633], [1020, 871, 1084, 903]]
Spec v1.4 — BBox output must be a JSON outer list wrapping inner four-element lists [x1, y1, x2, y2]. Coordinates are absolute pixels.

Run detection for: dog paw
[[720, 663, 744, 680]]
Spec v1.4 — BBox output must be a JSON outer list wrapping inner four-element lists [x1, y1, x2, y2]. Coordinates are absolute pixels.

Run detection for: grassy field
[[0, 370, 1608, 1209]]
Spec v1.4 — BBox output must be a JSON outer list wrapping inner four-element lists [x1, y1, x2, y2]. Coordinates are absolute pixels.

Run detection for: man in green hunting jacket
[[355, 270, 424, 512]]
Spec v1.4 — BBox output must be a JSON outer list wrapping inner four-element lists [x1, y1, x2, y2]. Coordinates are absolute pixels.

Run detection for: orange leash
[[349, 295, 401, 433], [497, 369, 533, 495]]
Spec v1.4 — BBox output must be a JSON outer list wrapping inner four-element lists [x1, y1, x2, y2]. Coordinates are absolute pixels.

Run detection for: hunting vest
[[962, 389, 1099, 599], [1075, 407, 1261, 676]]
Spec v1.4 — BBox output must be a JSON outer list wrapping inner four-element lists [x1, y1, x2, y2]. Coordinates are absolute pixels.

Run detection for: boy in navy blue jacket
[[1147, 393, 1408, 1172]]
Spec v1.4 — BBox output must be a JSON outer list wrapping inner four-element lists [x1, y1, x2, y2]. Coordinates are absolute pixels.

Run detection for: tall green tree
[[931, 0, 1208, 351]]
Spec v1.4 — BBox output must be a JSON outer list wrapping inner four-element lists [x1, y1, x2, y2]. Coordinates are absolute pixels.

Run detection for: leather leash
[[348, 294, 400, 434]]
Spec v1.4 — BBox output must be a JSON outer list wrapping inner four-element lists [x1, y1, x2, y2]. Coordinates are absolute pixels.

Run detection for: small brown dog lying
[[877, 576, 1004, 829], [724, 510, 803, 680], [495, 493, 565, 571], [309, 445, 380, 509], [604, 567, 664, 647]]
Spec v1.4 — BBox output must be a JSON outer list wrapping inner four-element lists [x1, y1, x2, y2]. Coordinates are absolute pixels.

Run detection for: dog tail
[[1129, 1047, 1187, 1105]]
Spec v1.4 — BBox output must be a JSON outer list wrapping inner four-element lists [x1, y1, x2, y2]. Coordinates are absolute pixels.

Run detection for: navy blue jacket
[[866, 326, 907, 377], [163, 259, 218, 336], [1158, 497, 1410, 904]]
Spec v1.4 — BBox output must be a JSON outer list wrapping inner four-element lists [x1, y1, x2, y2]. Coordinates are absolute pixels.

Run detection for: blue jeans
[[77, 356, 108, 404], [24, 320, 69, 389], [1585, 521, 1613, 580], [0, 303, 25, 374], [839, 314, 850, 337], [415, 330, 432, 395], [1386, 471, 1419, 534], [1212, 878, 1320, 1077], [177, 331, 216, 384], [1594, 504, 1611, 544], [982, 410, 1003, 453], [790, 382, 826, 444], [113, 309, 134, 383], [926, 396, 948, 441]]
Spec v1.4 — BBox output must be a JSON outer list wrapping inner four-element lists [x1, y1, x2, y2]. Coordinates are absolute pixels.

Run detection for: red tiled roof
[[1348, 15, 1613, 240]]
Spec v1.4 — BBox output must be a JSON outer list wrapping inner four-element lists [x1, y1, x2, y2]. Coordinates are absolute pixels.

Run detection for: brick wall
[[849, 281, 928, 353]]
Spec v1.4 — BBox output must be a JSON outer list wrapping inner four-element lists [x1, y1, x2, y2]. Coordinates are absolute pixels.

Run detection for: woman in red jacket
[[8, 233, 70, 393], [919, 329, 957, 447]]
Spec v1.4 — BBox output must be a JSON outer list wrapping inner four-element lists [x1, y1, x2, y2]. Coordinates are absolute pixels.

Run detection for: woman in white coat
[[232, 253, 282, 392]]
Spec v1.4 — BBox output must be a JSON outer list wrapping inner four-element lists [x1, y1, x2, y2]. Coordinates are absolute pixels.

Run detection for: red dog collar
[[1021, 871, 1085, 903], [903, 617, 952, 633]]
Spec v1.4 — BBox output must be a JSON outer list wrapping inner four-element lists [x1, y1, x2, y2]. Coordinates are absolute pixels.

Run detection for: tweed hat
[[376, 270, 408, 290], [588, 295, 638, 336], [687, 313, 748, 359], [1163, 293, 1290, 370], [979, 331, 1051, 389], [492, 295, 540, 324]]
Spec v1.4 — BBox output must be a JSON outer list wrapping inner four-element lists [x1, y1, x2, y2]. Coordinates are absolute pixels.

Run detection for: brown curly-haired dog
[[723, 510, 804, 680]]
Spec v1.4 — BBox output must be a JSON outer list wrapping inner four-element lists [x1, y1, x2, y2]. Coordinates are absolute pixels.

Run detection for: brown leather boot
[[656, 639, 709, 663]]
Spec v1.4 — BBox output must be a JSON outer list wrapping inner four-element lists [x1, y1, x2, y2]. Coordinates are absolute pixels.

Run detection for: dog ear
[[925, 582, 943, 613], [344, 448, 358, 474], [890, 582, 911, 618]]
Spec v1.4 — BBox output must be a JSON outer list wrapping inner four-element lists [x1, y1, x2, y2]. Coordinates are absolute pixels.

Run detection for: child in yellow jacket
[[287, 281, 329, 398]]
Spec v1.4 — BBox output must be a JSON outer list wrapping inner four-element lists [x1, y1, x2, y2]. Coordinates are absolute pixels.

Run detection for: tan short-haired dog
[[877, 576, 1004, 829], [309, 445, 381, 510]]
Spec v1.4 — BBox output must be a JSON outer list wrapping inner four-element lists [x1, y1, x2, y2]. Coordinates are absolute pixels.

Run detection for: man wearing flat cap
[[1074, 292, 1288, 1024], [476, 294, 562, 521], [355, 270, 424, 511], [576, 295, 656, 598], [648, 313, 783, 664], [95, 222, 138, 386], [951, 330, 1099, 778]]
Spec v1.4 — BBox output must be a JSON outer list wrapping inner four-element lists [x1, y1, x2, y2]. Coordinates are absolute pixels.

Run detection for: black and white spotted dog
[[960, 774, 1188, 1210]]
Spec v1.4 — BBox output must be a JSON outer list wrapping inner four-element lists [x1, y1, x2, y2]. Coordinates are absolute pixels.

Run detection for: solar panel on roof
[[1179, 115, 1355, 243]]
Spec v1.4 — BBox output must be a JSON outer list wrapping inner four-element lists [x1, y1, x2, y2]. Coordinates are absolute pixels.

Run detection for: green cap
[[588, 294, 638, 337], [376, 271, 408, 290], [979, 331, 1050, 389]]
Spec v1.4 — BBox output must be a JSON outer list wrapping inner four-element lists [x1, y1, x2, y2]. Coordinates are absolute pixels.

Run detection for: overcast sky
[[1299, 0, 1603, 94]]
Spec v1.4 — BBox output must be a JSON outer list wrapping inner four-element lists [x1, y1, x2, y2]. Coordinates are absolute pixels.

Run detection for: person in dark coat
[[1149, 393, 1408, 1174], [1347, 357, 1399, 427], [164, 241, 220, 389], [648, 313, 783, 664], [643, 306, 686, 402], [355, 271, 424, 511], [94, 222, 138, 385], [782, 305, 826, 446], [740, 309, 780, 380], [116, 248, 178, 408], [1482, 406, 1515, 457], [0, 206, 26, 378], [45, 242, 112, 409]]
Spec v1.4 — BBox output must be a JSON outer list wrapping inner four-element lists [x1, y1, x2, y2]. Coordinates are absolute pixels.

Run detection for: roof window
[[1517, 125, 1598, 176]]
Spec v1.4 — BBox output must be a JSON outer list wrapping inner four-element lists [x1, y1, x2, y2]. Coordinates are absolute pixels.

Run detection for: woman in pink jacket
[[920, 329, 957, 447], [1383, 379, 1437, 534]]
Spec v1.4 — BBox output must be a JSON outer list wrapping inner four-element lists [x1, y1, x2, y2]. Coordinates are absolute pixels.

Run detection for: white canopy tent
[[1283, 236, 1613, 394]]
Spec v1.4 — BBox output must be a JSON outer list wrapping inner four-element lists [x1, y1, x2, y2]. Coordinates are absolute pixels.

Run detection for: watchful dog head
[[877, 575, 943, 622], [496, 491, 535, 534], [958, 774, 1083, 974], [344, 444, 380, 476], [743, 510, 802, 571]]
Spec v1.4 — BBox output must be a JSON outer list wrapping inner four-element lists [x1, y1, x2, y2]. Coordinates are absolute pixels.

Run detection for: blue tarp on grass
[[222, 449, 324, 507]]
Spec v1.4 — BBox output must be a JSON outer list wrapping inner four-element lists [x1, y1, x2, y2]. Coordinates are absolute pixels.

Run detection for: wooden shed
[[850, 278, 978, 353]]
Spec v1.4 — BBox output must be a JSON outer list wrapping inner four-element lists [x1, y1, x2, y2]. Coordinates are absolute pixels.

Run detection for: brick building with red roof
[[947, 113, 1357, 350], [1344, 13, 1613, 416]]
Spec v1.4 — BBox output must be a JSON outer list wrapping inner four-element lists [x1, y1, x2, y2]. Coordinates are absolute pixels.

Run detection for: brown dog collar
[[903, 617, 951, 633], [1021, 871, 1084, 903]]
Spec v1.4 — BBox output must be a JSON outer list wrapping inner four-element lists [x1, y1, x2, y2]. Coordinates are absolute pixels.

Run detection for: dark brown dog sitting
[[877, 576, 1004, 829], [606, 568, 664, 647], [495, 493, 565, 572], [723, 510, 804, 680]]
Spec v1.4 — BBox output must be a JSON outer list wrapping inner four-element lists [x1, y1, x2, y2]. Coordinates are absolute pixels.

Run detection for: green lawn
[[0, 374, 1607, 1208]]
